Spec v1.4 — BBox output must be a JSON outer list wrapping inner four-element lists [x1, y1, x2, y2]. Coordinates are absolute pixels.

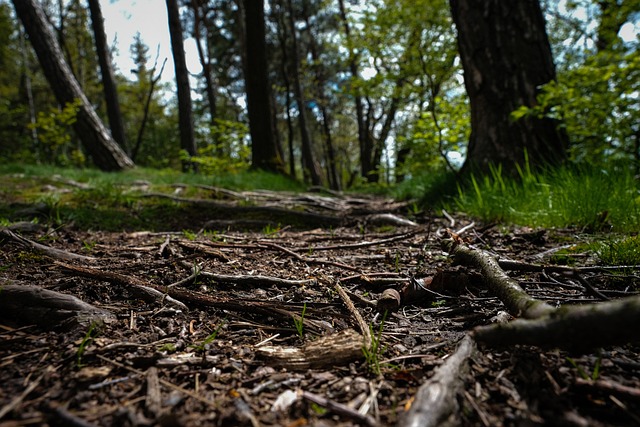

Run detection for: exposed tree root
[[473, 294, 640, 352]]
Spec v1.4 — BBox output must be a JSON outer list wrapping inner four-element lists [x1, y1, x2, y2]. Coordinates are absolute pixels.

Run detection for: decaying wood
[[445, 240, 555, 318], [255, 328, 364, 370], [401, 335, 476, 427], [1, 229, 96, 262], [0, 283, 115, 329], [472, 294, 640, 351]]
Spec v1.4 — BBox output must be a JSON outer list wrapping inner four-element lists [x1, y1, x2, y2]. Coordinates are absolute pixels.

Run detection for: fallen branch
[[401, 335, 476, 427], [472, 294, 640, 352], [1, 229, 95, 262], [444, 240, 554, 319]]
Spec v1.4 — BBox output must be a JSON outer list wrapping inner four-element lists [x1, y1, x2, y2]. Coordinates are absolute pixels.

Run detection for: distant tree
[[166, 0, 197, 172], [241, 0, 285, 174], [450, 0, 569, 175], [284, 0, 322, 185], [88, 0, 128, 153], [12, 0, 133, 171]]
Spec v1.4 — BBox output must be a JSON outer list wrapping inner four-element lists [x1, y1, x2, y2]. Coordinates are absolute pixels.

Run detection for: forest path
[[0, 181, 638, 426]]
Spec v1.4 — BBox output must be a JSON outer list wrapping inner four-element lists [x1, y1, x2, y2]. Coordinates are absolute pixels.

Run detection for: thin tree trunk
[[337, 0, 367, 182], [88, 0, 128, 154], [12, 0, 134, 171], [302, 9, 340, 190], [166, 0, 198, 172], [286, 0, 322, 186], [189, 1, 220, 155]]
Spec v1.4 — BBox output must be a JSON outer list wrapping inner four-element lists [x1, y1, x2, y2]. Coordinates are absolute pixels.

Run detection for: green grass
[[594, 235, 640, 265], [0, 163, 305, 192], [453, 163, 640, 232]]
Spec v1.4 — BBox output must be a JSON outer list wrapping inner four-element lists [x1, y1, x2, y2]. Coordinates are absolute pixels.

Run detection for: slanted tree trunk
[[285, 0, 322, 186], [12, 0, 133, 171], [166, 0, 198, 172], [241, 0, 285, 174], [88, 0, 128, 154], [450, 0, 569, 176]]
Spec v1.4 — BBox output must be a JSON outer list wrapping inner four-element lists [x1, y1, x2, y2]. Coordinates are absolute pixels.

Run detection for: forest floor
[[0, 175, 639, 426]]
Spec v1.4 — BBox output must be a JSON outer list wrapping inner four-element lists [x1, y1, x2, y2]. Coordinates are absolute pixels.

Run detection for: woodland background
[[0, 0, 638, 194]]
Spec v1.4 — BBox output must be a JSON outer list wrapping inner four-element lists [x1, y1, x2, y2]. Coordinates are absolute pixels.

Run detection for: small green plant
[[190, 320, 225, 352], [182, 229, 197, 241], [362, 310, 388, 375], [293, 303, 307, 339], [394, 252, 401, 272], [82, 240, 97, 252], [566, 354, 601, 381], [262, 223, 281, 236], [76, 322, 98, 368]]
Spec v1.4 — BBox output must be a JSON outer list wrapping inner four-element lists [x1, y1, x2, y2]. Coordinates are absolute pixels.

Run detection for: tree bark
[[241, 0, 285, 174], [12, 0, 134, 171], [337, 0, 367, 182], [166, 0, 198, 172], [88, 0, 128, 154], [450, 0, 569, 176], [285, 0, 322, 186]]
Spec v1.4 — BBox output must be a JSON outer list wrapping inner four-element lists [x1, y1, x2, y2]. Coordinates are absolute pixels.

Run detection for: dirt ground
[[0, 184, 639, 426]]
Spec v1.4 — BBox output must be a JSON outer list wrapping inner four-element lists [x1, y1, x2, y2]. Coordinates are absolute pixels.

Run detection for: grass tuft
[[454, 164, 640, 232]]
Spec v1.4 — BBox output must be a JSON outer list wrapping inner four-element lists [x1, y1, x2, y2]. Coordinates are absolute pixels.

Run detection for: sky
[[101, 0, 201, 85]]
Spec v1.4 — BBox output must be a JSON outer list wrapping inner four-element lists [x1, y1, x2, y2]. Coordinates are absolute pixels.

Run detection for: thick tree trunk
[[166, 0, 198, 172], [242, 0, 285, 174], [450, 0, 569, 176], [12, 0, 133, 171], [88, 0, 128, 154]]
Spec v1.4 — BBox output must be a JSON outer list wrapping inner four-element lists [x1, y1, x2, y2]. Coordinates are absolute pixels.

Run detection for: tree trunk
[[285, 0, 322, 186], [302, 8, 340, 191], [450, 0, 569, 176], [12, 0, 134, 171], [166, 0, 197, 172], [189, 1, 220, 155], [337, 0, 367, 182], [88, 0, 128, 154], [242, 0, 285, 174]]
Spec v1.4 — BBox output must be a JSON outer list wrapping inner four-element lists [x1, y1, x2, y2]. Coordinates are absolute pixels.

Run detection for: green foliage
[[29, 98, 85, 167], [455, 163, 640, 232], [512, 50, 639, 167], [187, 119, 251, 174], [595, 235, 640, 266]]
